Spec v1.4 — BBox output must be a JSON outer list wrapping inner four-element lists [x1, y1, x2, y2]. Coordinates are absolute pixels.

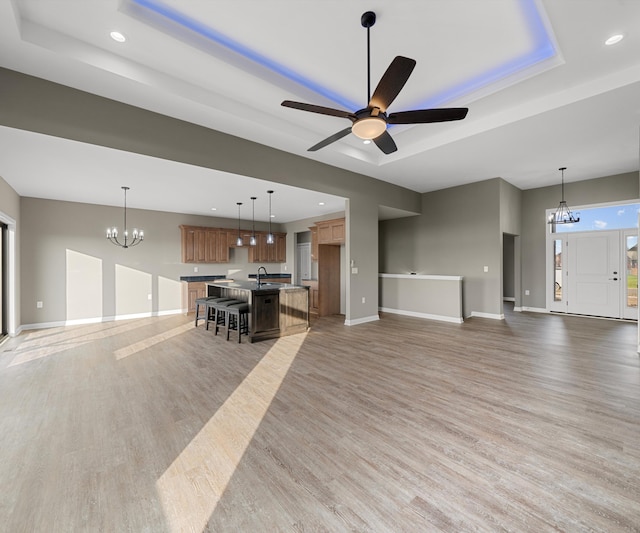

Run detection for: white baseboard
[[520, 306, 548, 314], [344, 314, 380, 326], [469, 311, 505, 320], [379, 307, 463, 324], [19, 309, 185, 332], [503, 297, 515, 302]]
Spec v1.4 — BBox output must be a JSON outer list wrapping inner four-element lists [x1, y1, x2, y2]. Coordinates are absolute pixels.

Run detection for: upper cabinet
[[180, 225, 285, 264], [316, 218, 345, 245], [249, 232, 286, 263], [180, 225, 231, 263]]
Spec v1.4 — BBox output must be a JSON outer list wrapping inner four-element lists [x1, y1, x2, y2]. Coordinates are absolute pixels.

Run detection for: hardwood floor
[[1, 307, 639, 532]]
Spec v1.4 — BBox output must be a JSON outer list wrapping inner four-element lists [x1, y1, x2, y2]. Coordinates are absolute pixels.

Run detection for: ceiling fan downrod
[[361, 11, 376, 104]]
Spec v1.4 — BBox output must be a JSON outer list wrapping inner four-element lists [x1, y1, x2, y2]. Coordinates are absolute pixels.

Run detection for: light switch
[[483, 266, 489, 273], [352, 267, 358, 274]]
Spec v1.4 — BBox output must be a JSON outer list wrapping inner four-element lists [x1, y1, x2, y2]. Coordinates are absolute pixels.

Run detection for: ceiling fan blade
[[372, 130, 397, 154], [369, 56, 416, 112], [308, 127, 353, 152], [282, 100, 356, 120], [388, 107, 469, 124]]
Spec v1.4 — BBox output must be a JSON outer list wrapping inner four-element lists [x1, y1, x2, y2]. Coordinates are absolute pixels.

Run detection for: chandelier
[[548, 167, 580, 225], [106, 186, 144, 248]]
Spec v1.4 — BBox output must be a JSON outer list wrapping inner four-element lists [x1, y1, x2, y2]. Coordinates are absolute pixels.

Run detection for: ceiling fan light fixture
[[352, 116, 387, 140]]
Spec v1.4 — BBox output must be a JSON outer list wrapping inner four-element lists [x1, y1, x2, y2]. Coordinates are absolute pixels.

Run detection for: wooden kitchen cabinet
[[185, 281, 206, 313], [302, 280, 319, 315], [248, 232, 287, 263], [216, 230, 230, 262], [181, 226, 209, 263], [317, 218, 345, 245], [181, 225, 285, 263]]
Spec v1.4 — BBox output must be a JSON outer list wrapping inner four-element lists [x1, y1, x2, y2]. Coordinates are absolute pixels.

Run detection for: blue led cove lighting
[[130, 0, 556, 112]]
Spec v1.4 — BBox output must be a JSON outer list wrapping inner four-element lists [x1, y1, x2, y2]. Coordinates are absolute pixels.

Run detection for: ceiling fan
[[281, 11, 469, 155]]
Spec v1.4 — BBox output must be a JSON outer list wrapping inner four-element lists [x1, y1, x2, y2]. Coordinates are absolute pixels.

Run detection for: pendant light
[[106, 186, 144, 248], [548, 167, 580, 225], [266, 190, 274, 244], [250, 196, 257, 246], [236, 202, 243, 246]]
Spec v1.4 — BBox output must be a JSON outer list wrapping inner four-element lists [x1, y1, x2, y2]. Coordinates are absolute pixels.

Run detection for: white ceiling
[[0, 0, 639, 222]]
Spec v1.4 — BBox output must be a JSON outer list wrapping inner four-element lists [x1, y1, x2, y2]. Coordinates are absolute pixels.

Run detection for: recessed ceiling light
[[318, 202, 325, 206], [211, 207, 217, 211], [605, 34, 624, 46], [363, 139, 372, 145], [270, 214, 275, 218], [110, 31, 126, 43]]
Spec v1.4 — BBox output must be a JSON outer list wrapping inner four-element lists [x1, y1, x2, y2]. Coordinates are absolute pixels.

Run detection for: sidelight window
[[626, 235, 638, 309]]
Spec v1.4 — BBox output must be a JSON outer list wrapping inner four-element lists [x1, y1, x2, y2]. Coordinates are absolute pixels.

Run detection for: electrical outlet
[[37, 301, 43, 308], [525, 289, 530, 296], [194, 267, 198, 273], [352, 267, 358, 274], [147, 294, 152, 300], [362, 297, 366, 304], [483, 266, 489, 273]]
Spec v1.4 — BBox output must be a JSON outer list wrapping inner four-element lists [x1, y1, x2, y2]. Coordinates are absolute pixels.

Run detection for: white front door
[[567, 231, 620, 317]]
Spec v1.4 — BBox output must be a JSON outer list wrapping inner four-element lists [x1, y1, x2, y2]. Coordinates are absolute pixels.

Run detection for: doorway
[[0, 222, 7, 340], [295, 242, 311, 286], [548, 227, 637, 320]]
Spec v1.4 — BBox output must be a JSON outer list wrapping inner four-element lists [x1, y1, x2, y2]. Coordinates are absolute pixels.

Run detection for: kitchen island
[[207, 280, 309, 342]]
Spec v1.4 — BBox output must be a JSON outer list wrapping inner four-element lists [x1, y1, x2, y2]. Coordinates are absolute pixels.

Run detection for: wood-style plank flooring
[[1, 306, 639, 532]]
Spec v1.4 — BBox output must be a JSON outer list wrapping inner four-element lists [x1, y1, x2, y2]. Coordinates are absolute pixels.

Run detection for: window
[[553, 239, 562, 301], [627, 235, 638, 309], [551, 203, 640, 233]]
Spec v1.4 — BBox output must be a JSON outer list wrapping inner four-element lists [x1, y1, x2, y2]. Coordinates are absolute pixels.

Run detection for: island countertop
[[209, 280, 302, 292], [207, 280, 309, 342]]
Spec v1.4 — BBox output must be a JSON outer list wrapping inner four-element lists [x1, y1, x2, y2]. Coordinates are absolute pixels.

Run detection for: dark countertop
[[247, 273, 291, 279], [208, 280, 307, 292], [180, 275, 228, 282]]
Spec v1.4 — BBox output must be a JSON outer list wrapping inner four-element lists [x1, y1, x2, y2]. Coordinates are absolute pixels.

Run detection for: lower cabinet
[[185, 282, 206, 313], [302, 280, 319, 315]]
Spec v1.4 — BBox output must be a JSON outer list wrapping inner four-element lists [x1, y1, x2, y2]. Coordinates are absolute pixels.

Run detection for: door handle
[[609, 278, 618, 281]]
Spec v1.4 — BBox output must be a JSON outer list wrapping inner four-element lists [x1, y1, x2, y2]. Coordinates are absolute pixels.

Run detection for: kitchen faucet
[[256, 266, 268, 286]]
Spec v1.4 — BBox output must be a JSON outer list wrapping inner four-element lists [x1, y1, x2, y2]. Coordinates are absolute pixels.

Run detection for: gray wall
[[20, 197, 285, 326], [0, 67, 422, 324], [380, 178, 503, 318], [520, 171, 639, 309], [380, 172, 639, 318]]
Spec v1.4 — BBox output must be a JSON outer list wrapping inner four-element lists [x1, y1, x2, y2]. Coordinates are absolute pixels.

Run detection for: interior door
[[296, 243, 311, 286], [567, 231, 620, 317]]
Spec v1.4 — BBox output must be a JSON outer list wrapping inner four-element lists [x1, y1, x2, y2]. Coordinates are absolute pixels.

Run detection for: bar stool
[[195, 297, 217, 327], [225, 302, 250, 343], [201, 297, 237, 328], [208, 299, 243, 333]]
